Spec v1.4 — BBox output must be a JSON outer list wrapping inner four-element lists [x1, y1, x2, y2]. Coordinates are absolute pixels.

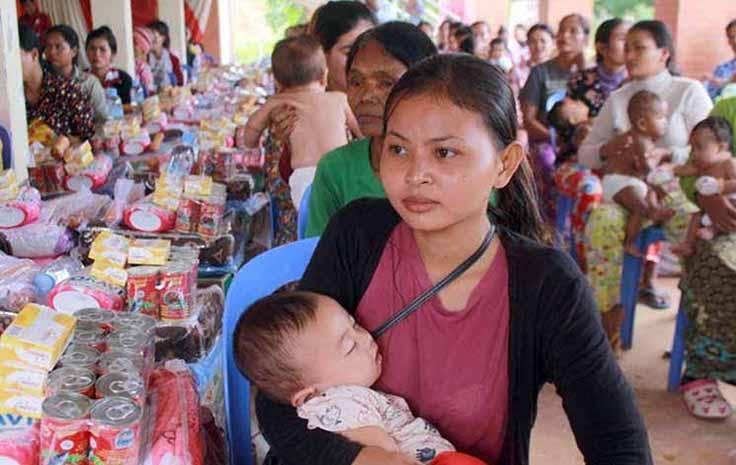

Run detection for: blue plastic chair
[[620, 226, 666, 350], [223, 237, 320, 465], [555, 193, 575, 257], [297, 184, 312, 239], [0, 126, 11, 170], [667, 296, 689, 392]]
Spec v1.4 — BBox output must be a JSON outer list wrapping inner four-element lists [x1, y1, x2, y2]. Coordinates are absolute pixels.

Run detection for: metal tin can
[[97, 351, 145, 378], [58, 344, 100, 372], [106, 331, 150, 355], [40, 392, 91, 465], [89, 397, 142, 465], [196, 193, 226, 238], [73, 308, 116, 331], [174, 196, 201, 234], [46, 367, 97, 398], [72, 326, 107, 353], [95, 373, 145, 406], [159, 263, 194, 320], [125, 266, 161, 317], [112, 312, 157, 336]]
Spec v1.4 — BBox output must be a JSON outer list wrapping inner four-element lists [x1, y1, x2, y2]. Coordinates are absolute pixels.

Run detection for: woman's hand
[[699, 194, 736, 233], [270, 104, 298, 143], [599, 133, 633, 162], [353, 447, 422, 465]]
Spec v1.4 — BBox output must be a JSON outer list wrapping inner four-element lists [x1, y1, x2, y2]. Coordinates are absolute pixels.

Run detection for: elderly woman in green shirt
[[305, 22, 437, 237]]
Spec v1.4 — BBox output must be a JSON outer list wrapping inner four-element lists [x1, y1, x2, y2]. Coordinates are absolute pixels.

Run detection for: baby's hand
[[672, 242, 695, 257], [674, 164, 699, 178]]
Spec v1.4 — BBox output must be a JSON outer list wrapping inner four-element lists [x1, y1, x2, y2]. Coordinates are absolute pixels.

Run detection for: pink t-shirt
[[356, 222, 510, 464]]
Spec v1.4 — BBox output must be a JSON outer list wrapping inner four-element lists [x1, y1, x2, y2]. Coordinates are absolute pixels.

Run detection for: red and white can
[[71, 326, 108, 353], [89, 397, 142, 465], [95, 373, 145, 406], [97, 351, 145, 379], [112, 313, 157, 336], [48, 276, 126, 314], [159, 263, 194, 320], [73, 308, 116, 332], [65, 155, 113, 192], [45, 367, 97, 398], [40, 392, 91, 465], [58, 344, 100, 372], [123, 202, 176, 233], [125, 266, 161, 317], [174, 196, 201, 234]]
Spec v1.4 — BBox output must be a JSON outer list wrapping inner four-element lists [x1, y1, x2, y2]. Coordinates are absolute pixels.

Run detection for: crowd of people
[[8, 0, 736, 464]]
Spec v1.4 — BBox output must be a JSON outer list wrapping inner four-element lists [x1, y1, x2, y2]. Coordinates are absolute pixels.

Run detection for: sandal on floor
[[681, 379, 733, 420], [638, 288, 670, 310]]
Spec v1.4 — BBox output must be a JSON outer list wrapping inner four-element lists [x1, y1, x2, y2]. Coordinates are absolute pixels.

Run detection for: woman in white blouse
[[580, 20, 712, 353]]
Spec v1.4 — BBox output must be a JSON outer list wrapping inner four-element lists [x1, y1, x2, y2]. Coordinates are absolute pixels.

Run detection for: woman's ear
[[493, 141, 525, 189], [290, 386, 318, 407], [595, 43, 606, 61], [659, 47, 671, 68]]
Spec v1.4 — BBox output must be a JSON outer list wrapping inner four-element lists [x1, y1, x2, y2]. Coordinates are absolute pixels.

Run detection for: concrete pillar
[[655, 0, 736, 78], [217, 0, 233, 65], [538, 0, 593, 31], [158, 0, 188, 66], [467, 0, 509, 33], [91, 0, 135, 76], [0, 0, 30, 178], [202, 0, 221, 63]]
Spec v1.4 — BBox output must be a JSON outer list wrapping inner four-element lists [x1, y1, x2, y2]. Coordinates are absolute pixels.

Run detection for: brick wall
[[656, 0, 736, 78], [202, 0, 220, 63]]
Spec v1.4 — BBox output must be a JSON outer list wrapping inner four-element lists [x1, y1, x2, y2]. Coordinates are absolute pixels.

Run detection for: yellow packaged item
[[0, 170, 17, 190], [63, 141, 94, 167], [89, 231, 130, 267], [103, 119, 123, 137], [0, 363, 47, 396], [0, 388, 44, 418], [0, 183, 19, 202], [184, 175, 213, 197], [128, 238, 171, 265], [28, 119, 57, 146], [91, 259, 128, 287], [0, 304, 76, 371], [142, 96, 162, 123], [152, 187, 182, 211]]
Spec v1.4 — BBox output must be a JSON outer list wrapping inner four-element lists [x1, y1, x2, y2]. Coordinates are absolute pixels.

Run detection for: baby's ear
[[291, 386, 318, 407]]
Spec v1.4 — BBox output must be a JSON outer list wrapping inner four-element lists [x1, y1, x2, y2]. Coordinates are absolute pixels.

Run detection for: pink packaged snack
[[65, 154, 114, 192], [123, 201, 176, 233], [0, 252, 39, 312], [47, 275, 125, 314], [121, 133, 152, 156], [0, 186, 42, 229], [0, 414, 40, 465]]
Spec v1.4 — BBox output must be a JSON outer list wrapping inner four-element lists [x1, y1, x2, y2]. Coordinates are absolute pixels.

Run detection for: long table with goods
[[0, 64, 275, 465]]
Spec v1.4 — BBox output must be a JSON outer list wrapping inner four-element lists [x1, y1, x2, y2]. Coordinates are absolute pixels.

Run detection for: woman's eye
[[388, 145, 407, 156], [380, 80, 394, 89], [436, 147, 458, 159]]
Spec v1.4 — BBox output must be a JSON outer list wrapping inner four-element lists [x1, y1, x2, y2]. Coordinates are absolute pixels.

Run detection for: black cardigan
[[255, 198, 652, 465]]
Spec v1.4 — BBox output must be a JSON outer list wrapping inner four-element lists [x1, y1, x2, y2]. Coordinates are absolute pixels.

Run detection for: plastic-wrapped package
[[65, 154, 114, 192], [0, 186, 42, 229], [41, 190, 113, 229], [0, 252, 40, 311], [142, 361, 204, 465], [103, 179, 146, 227], [155, 286, 223, 363], [0, 223, 75, 258], [0, 414, 40, 465]]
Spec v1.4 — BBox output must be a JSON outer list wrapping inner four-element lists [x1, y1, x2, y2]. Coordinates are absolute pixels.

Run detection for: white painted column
[[91, 0, 135, 76], [217, 0, 233, 65], [0, 0, 30, 178], [158, 0, 188, 67]]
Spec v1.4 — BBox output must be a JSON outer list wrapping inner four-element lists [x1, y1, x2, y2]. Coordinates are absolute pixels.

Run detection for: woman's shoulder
[[318, 138, 371, 170], [328, 197, 399, 233]]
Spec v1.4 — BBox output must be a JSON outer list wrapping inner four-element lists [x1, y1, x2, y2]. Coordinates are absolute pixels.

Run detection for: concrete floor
[[530, 277, 736, 465]]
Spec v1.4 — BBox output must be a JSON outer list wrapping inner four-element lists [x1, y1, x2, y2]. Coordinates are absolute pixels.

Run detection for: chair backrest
[[297, 184, 312, 239], [0, 126, 11, 171], [223, 237, 320, 465]]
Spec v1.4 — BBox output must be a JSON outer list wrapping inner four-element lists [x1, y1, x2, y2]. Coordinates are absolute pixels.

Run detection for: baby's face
[[290, 295, 382, 393], [560, 98, 589, 125], [691, 128, 726, 169], [490, 44, 506, 60], [640, 100, 669, 139]]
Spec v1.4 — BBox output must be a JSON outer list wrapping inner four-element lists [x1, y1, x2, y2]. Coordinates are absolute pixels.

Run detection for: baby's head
[[489, 38, 507, 60], [690, 116, 733, 169], [234, 291, 382, 406], [549, 97, 590, 140], [271, 35, 327, 91], [627, 90, 668, 140]]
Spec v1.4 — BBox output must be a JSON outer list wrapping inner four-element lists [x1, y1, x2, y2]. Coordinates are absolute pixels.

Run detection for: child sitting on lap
[[673, 117, 736, 256], [601, 90, 674, 255], [234, 291, 487, 465], [243, 35, 362, 208]]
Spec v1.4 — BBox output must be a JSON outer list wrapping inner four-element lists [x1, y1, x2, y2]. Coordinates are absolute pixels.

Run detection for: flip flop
[[638, 288, 670, 310], [681, 379, 733, 420]]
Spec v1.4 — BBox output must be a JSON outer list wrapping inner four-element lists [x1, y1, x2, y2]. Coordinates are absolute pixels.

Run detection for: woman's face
[[380, 93, 523, 233], [556, 16, 587, 56], [44, 33, 76, 71], [528, 29, 553, 63], [439, 22, 451, 42], [86, 38, 113, 72], [447, 34, 460, 52], [325, 19, 374, 92], [600, 23, 630, 67], [151, 30, 165, 54], [346, 40, 407, 137], [625, 29, 669, 79], [727, 24, 736, 55]]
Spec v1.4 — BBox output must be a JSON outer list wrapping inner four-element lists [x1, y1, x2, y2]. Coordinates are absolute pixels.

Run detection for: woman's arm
[[518, 66, 550, 141], [577, 98, 618, 169], [520, 101, 550, 141], [542, 275, 652, 465], [670, 83, 714, 164], [305, 159, 342, 238]]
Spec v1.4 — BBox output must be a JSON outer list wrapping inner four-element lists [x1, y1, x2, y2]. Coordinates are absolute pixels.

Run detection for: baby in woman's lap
[[234, 291, 486, 465]]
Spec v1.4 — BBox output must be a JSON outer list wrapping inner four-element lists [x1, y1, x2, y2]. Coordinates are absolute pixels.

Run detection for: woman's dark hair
[[147, 20, 171, 49], [383, 54, 551, 243], [346, 21, 437, 73], [527, 23, 554, 41], [726, 19, 736, 32], [46, 25, 81, 66], [630, 20, 678, 75], [455, 26, 476, 54], [18, 22, 41, 53], [307, 1, 377, 52], [559, 13, 590, 36], [86, 26, 118, 54], [594, 17, 624, 63]]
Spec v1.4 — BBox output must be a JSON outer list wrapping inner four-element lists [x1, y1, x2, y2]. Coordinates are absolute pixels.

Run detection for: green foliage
[[265, 0, 308, 37], [233, 0, 308, 65], [594, 0, 654, 21]]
